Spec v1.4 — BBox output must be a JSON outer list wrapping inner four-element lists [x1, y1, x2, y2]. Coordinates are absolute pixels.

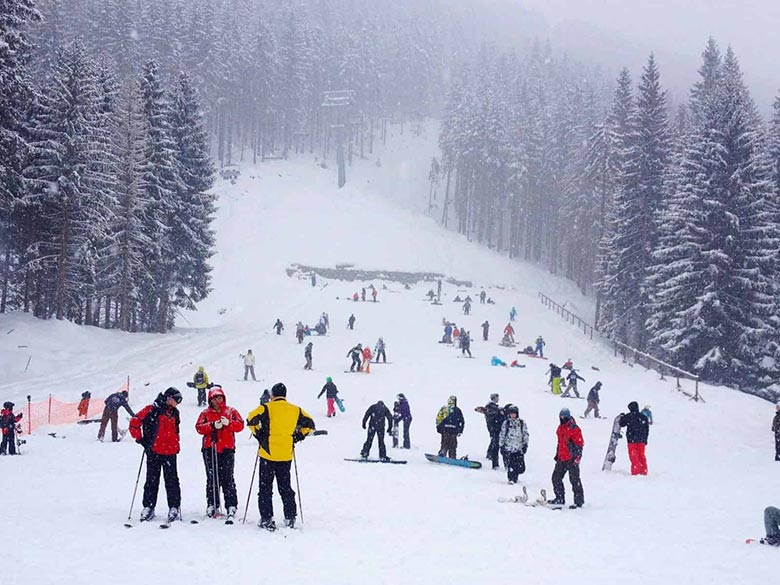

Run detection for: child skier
[[361, 345, 373, 373], [0, 402, 23, 455], [317, 377, 340, 417], [499, 405, 529, 484]]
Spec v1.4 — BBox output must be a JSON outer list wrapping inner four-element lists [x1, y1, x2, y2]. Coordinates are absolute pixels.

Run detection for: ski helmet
[[208, 386, 225, 402], [490, 393, 499, 403], [3, 401, 13, 409], [163, 387, 183, 404], [326, 376, 333, 383], [506, 405, 519, 416], [271, 382, 287, 397], [559, 407, 571, 420]]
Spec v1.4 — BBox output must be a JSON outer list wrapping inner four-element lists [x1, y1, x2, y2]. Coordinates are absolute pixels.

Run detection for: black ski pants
[[393, 419, 411, 449], [258, 458, 296, 521], [202, 448, 238, 509], [143, 453, 181, 509], [362, 426, 387, 458], [551, 459, 584, 506], [775, 433, 780, 461], [350, 354, 361, 371], [0, 430, 17, 455], [506, 451, 526, 483], [487, 430, 501, 468], [462, 346, 472, 357], [376, 349, 386, 363], [197, 387, 207, 406]]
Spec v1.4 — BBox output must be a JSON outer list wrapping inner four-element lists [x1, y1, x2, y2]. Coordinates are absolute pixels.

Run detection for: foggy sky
[[515, 0, 780, 111]]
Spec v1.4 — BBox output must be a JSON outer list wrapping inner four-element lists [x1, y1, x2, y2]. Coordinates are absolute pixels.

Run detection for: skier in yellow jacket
[[246, 382, 315, 531]]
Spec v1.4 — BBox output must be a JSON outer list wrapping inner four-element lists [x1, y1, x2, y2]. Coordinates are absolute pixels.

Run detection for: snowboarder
[[0, 402, 23, 455], [619, 401, 650, 475], [192, 366, 210, 406], [480, 290, 486, 304], [360, 400, 393, 460], [317, 377, 340, 417], [347, 344, 363, 372], [535, 335, 545, 357], [461, 331, 472, 358], [547, 363, 563, 395], [361, 346, 373, 373], [561, 369, 585, 398], [304, 342, 313, 370], [314, 322, 326, 335], [478, 393, 504, 469], [436, 396, 465, 459], [296, 323, 305, 343], [499, 405, 529, 484], [347, 314, 356, 330], [129, 387, 184, 523], [583, 382, 602, 418], [393, 394, 412, 449], [463, 299, 471, 315], [273, 319, 284, 335], [375, 337, 387, 363], [194, 386, 244, 519], [510, 306, 517, 321], [549, 408, 585, 508], [247, 382, 316, 531], [481, 320, 490, 341], [98, 389, 135, 442], [773, 403, 780, 461], [321, 312, 330, 330], [372, 288, 377, 302], [761, 506, 780, 545], [503, 323, 515, 344], [442, 322, 453, 344], [361, 287, 366, 301], [241, 350, 257, 382]]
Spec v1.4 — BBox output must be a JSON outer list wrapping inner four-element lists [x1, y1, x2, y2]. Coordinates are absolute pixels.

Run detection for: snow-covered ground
[[0, 125, 776, 584]]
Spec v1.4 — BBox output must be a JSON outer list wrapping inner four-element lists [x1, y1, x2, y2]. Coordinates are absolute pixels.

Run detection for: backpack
[[194, 371, 205, 385]]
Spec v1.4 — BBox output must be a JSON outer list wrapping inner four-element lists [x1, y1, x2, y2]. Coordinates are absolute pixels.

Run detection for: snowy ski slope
[[0, 125, 776, 585]]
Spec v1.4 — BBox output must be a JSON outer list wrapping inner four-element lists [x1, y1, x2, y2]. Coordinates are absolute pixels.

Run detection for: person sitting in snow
[[273, 319, 284, 335], [491, 356, 507, 367]]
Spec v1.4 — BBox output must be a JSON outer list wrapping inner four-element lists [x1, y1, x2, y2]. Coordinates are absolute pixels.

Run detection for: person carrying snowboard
[[129, 387, 184, 523], [361, 400, 393, 460], [0, 402, 23, 455], [583, 382, 602, 418], [195, 386, 244, 520], [535, 335, 545, 357], [549, 407, 585, 508], [304, 342, 313, 370], [481, 320, 490, 341], [247, 382, 315, 531], [547, 363, 562, 395], [240, 350, 257, 382], [273, 319, 284, 335], [347, 344, 363, 372], [375, 337, 387, 363], [362, 345, 373, 373], [347, 314, 356, 330], [393, 394, 412, 449], [436, 396, 465, 459], [317, 377, 339, 417], [561, 369, 585, 398], [499, 405, 529, 484], [619, 401, 649, 475], [477, 393, 504, 469], [191, 366, 210, 406], [773, 403, 780, 461], [461, 331, 472, 358], [98, 389, 135, 442]]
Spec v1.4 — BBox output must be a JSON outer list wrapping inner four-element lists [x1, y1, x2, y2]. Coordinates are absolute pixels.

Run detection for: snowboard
[[602, 414, 623, 471], [517, 353, 548, 360], [456, 354, 476, 359], [371, 361, 392, 364], [335, 397, 345, 413], [344, 458, 407, 464], [424, 454, 482, 469]]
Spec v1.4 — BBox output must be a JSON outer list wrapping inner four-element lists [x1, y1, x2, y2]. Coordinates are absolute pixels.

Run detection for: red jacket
[[129, 399, 180, 455], [556, 419, 584, 462], [0, 409, 22, 435], [362, 347, 372, 360], [195, 404, 244, 452]]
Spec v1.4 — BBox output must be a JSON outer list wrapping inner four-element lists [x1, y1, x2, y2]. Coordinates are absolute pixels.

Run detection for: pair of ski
[[498, 487, 577, 510]]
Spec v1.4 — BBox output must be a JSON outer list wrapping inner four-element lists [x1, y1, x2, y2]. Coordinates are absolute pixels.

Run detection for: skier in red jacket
[[549, 407, 585, 508], [129, 387, 183, 523], [195, 386, 245, 520]]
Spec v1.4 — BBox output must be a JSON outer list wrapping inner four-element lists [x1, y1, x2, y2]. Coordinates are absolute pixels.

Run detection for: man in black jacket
[[347, 344, 362, 372], [436, 396, 465, 458], [361, 401, 393, 460], [478, 394, 504, 469], [619, 401, 649, 475], [98, 390, 135, 442]]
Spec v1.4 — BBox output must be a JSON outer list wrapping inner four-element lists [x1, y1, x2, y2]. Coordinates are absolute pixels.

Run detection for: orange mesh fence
[[25, 381, 129, 434]]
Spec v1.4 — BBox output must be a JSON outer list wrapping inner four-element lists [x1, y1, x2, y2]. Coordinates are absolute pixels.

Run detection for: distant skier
[[503, 323, 515, 344], [547, 363, 562, 395], [317, 377, 339, 418], [372, 288, 378, 302], [361, 345, 373, 373], [192, 366, 211, 406], [461, 331, 472, 358], [273, 319, 284, 335], [347, 344, 363, 372], [393, 393, 412, 449], [549, 408, 584, 508], [534, 335, 545, 357], [361, 400, 393, 460], [480, 290, 486, 304], [619, 401, 650, 475], [296, 322, 305, 343], [98, 389, 135, 442], [347, 314, 356, 330], [583, 382, 602, 418], [499, 405, 529, 484], [463, 299, 471, 315], [436, 396, 465, 459], [0, 402, 23, 455], [375, 337, 387, 363], [481, 320, 490, 341], [321, 312, 330, 330], [361, 287, 366, 301], [311, 273, 316, 287], [478, 393, 504, 469], [561, 369, 585, 398], [773, 403, 780, 461], [304, 342, 313, 370], [242, 350, 257, 382], [510, 306, 517, 321], [442, 322, 453, 344]]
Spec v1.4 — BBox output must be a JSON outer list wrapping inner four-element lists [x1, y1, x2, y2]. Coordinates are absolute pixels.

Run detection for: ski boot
[[226, 506, 237, 520], [547, 498, 565, 506], [140, 506, 155, 522], [207, 505, 217, 518], [285, 517, 296, 529], [167, 507, 181, 523], [258, 517, 276, 532]]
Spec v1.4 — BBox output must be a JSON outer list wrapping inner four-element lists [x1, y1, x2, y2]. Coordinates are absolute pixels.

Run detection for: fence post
[[27, 395, 31, 434], [48, 394, 52, 424], [694, 379, 700, 402]]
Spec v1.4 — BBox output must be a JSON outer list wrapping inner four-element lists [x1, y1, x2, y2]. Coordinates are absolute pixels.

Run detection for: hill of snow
[[0, 124, 776, 584]]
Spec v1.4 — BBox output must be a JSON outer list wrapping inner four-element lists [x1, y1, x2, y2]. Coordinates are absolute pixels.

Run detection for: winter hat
[[397, 393, 406, 400], [198, 365, 205, 371], [271, 382, 287, 397], [559, 407, 571, 420], [3, 401, 14, 410], [326, 377, 333, 383], [628, 401, 639, 412], [163, 387, 183, 404], [208, 386, 225, 402], [507, 405, 519, 416], [490, 393, 499, 403], [595, 381, 602, 388], [376, 400, 385, 407], [448, 395, 457, 407]]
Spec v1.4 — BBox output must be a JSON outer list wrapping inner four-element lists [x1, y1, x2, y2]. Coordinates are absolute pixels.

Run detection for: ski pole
[[242, 453, 260, 525], [211, 441, 221, 515], [126, 450, 146, 523], [293, 444, 304, 525]]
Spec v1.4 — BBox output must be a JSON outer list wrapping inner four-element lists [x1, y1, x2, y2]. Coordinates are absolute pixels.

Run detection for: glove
[[362, 424, 367, 430], [573, 456, 581, 466], [214, 419, 223, 430], [522, 446, 527, 455], [220, 416, 229, 427], [553, 455, 559, 462], [292, 430, 305, 443]]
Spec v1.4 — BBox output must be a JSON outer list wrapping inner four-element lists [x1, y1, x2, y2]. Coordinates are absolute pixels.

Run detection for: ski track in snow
[[0, 126, 776, 584]]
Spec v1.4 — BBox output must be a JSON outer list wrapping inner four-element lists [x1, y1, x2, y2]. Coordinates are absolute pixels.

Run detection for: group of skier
[[345, 338, 388, 372]]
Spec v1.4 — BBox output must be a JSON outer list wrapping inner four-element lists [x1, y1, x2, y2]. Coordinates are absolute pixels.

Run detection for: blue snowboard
[[424, 453, 482, 469], [335, 397, 345, 413]]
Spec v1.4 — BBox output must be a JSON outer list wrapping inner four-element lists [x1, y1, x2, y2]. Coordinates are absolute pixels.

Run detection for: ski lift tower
[[321, 90, 355, 188]]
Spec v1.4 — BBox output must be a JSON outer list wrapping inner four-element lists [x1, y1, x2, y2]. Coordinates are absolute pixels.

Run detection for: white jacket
[[243, 353, 256, 366]]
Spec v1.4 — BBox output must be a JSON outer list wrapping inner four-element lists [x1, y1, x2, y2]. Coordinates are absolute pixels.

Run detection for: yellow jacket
[[247, 397, 315, 461], [193, 369, 209, 389]]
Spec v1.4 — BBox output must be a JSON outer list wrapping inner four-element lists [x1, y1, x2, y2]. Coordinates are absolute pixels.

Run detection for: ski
[[344, 457, 407, 464], [424, 454, 482, 469]]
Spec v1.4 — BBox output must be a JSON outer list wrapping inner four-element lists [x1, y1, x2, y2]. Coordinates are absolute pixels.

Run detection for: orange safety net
[[25, 381, 129, 434]]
